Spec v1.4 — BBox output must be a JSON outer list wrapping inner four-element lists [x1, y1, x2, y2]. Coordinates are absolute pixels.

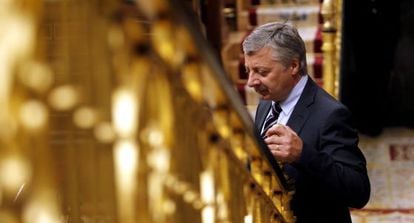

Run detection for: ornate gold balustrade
[[0, 0, 294, 222]]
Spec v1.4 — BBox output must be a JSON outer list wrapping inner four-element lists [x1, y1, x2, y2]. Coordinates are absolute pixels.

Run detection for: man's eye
[[257, 70, 269, 76]]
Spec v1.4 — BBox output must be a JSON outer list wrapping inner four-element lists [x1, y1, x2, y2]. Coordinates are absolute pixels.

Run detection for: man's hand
[[264, 124, 303, 163]]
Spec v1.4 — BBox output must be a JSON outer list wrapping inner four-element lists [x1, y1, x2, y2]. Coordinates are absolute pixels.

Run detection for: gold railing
[[0, 0, 294, 222], [321, 0, 342, 98]]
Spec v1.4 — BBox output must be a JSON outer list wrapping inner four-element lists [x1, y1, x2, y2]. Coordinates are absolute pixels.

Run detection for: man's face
[[244, 47, 298, 101]]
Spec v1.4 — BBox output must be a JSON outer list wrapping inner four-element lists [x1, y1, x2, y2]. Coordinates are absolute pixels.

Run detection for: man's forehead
[[245, 54, 278, 68]]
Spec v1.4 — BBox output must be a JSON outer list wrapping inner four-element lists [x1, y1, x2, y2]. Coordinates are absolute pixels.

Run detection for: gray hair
[[242, 22, 307, 75]]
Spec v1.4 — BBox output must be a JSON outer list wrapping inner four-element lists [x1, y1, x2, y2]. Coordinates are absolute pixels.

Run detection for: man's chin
[[260, 94, 271, 100]]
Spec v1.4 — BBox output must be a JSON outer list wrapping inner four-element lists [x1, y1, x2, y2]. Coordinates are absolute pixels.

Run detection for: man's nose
[[246, 73, 258, 87]]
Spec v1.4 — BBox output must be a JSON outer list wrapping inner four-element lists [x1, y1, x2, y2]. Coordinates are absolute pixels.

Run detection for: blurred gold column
[[0, 0, 63, 222], [321, 0, 342, 98]]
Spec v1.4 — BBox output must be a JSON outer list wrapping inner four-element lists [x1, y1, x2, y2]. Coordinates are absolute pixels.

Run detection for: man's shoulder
[[314, 86, 348, 110]]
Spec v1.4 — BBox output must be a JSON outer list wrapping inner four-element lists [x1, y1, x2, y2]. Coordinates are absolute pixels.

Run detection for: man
[[243, 22, 370, 223]]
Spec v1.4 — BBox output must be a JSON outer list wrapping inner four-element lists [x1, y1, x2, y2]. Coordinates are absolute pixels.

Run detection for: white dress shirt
[[261, 75, 308, 134]]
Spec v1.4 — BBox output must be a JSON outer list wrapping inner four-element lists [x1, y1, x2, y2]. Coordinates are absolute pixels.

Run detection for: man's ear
[[290, 59, 300, 75]]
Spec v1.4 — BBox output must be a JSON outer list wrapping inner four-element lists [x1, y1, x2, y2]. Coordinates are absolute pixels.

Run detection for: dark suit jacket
[[255, 77, 370, 223]]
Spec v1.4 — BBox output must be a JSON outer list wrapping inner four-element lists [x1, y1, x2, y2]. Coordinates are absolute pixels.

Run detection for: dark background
[[341, 0, 414, 136]]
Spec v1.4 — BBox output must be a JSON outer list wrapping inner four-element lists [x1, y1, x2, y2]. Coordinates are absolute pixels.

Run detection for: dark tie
[[261, 102, 282, 138]]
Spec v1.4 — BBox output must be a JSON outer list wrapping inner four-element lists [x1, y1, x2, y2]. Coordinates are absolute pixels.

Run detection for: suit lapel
[[286, 77, 317, 134]]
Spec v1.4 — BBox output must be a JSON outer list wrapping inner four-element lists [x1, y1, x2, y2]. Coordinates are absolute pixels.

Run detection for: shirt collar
[[275, 75, 308, 116]]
